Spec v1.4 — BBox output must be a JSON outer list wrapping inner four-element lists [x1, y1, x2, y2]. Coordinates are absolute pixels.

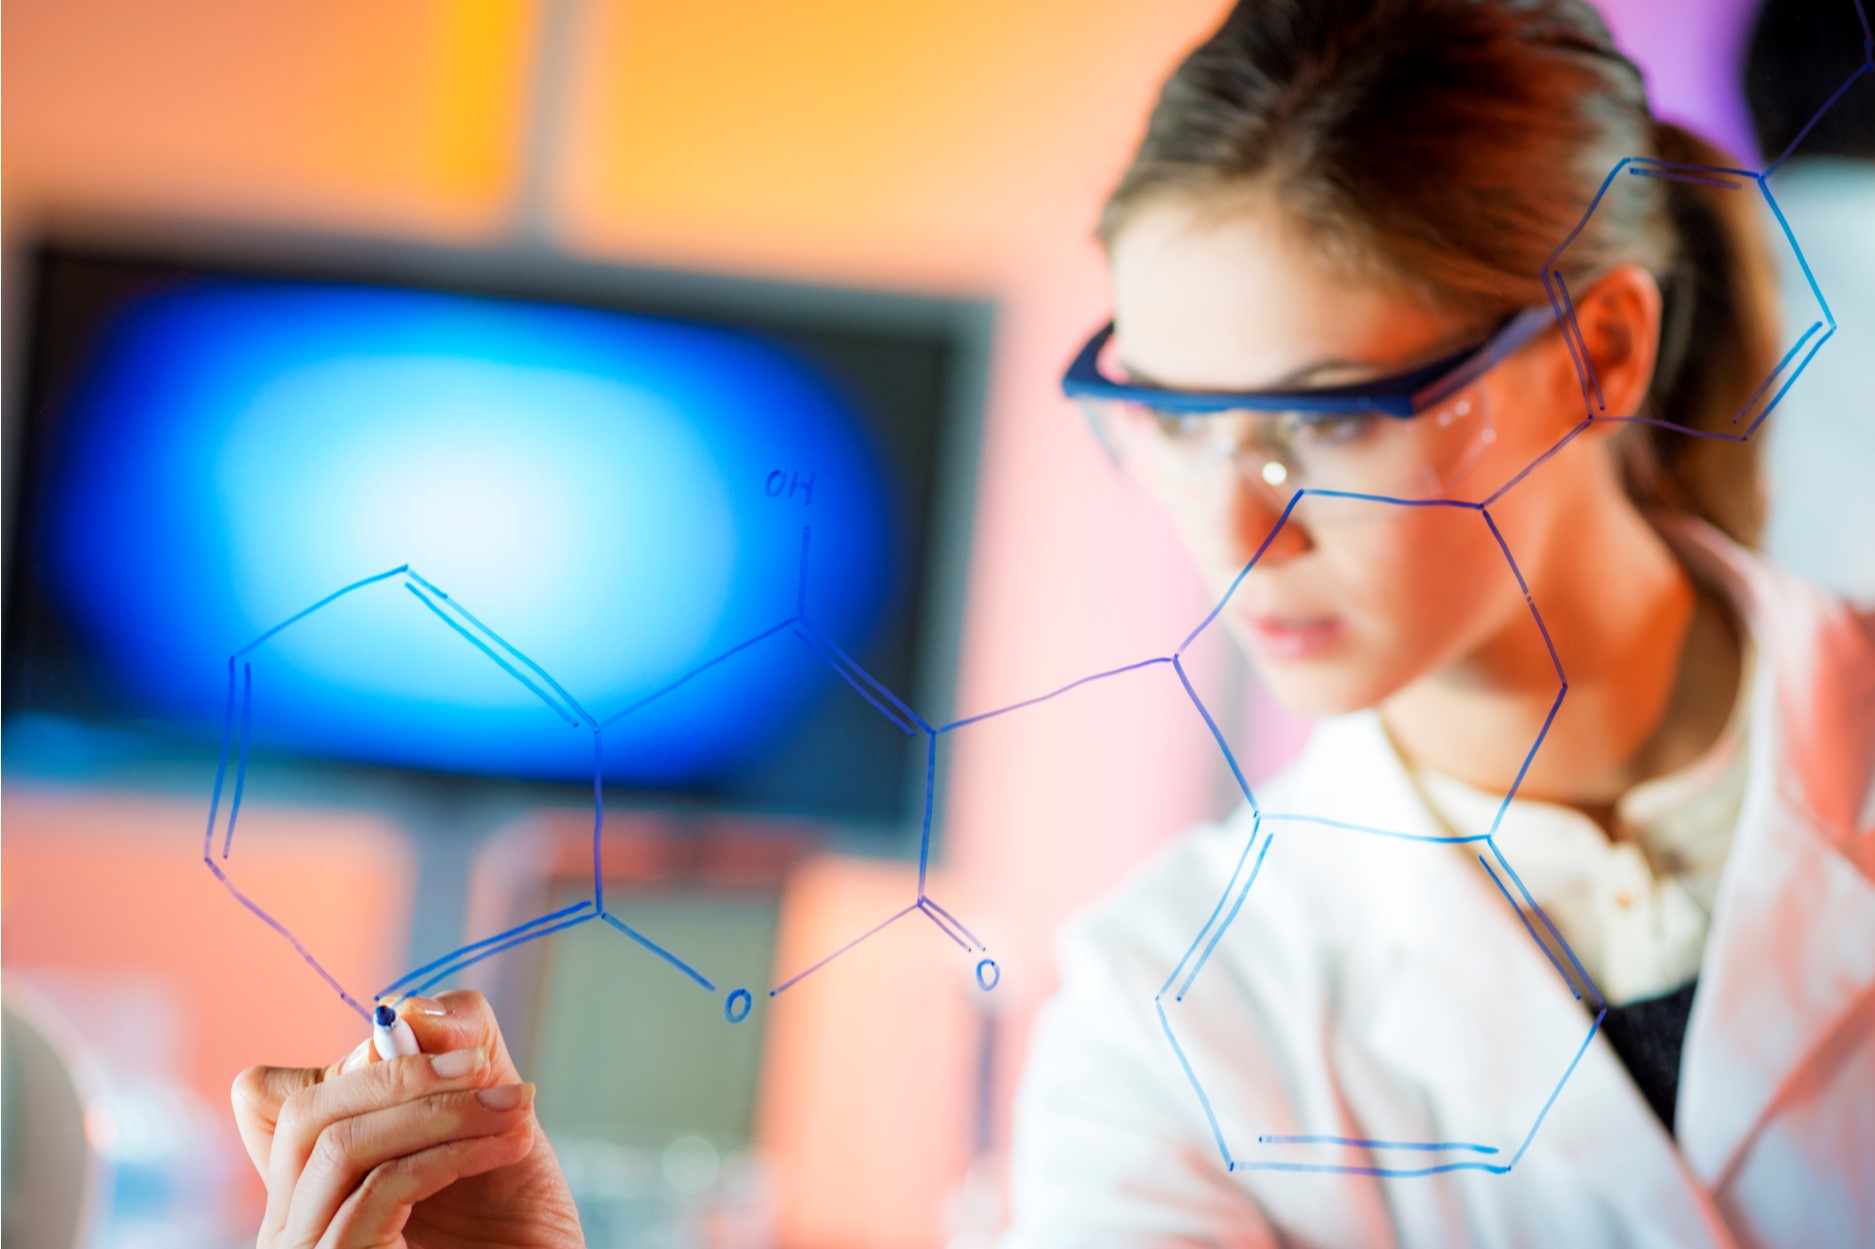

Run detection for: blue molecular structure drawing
[[203, 0, 1869, 1181], [201, 517, 997, 1031], [1541, 157, 1833, 442]]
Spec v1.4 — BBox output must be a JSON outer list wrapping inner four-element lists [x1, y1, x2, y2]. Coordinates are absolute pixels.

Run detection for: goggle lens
[[1079, 384, 1495, 518]]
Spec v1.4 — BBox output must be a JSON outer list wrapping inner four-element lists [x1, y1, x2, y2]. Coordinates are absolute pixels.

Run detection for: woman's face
[[1106, 192, 1599, 718]]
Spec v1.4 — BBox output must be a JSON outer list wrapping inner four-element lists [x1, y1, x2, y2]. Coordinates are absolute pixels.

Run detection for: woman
[[1007, 1, 1875, 1244], [231, 1, 1875, 1245]]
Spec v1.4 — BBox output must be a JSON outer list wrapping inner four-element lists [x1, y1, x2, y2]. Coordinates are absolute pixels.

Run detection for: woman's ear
[[1567, 263, 1663, 423]]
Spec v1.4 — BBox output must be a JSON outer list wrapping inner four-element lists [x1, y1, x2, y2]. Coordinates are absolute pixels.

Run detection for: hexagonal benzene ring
[[1155, 492, 1602, 1177], [203, 561, 615, 1025], [205, 561, 749, 1027], [585, 600, 994, 999], [1157, 823, 1606, 1178], [1542, 156, 1834, 443], [1167, 493, 1565, 845]]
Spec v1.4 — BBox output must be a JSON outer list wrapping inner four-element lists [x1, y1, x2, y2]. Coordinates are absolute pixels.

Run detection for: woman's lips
[[1246, 614, 1347, 660]]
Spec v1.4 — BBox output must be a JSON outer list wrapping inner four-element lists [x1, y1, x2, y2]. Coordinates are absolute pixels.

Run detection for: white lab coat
[[1007, 518, 1875, 1248]]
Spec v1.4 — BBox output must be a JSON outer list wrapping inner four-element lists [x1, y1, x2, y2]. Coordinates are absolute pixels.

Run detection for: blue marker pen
[[372, 1002, 421, 1060]]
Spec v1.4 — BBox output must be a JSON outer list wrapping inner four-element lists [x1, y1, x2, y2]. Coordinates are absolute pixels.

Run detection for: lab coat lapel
[[1675, 782, 1875, 1188], [1668, 527, 1875, 1190], [1300, 715, 1734, 1244], [1368, 933, 1736, 1244]]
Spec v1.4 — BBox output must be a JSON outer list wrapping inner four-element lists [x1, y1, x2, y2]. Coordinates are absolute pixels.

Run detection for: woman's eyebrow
[[1119, 355, 1370, 390], [1117, 320, 1492, 391]]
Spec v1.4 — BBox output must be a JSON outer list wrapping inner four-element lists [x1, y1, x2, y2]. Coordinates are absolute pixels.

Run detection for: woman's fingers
[[231, 1041, 362, 1178], [261, 1047, 493, 1236], [235, 991, 548, 1246], [281, 1081, 537, 1246], [233, 1064, 319, 1178], [396, 991, 523, 1081], [316, 1128, 538, 1249]]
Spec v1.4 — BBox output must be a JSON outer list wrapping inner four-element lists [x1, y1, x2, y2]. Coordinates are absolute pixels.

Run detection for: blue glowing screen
[[7, 249, 966, 823]]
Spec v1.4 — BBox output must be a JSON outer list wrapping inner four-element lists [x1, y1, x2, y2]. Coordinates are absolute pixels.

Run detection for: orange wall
[[3, 2, 1241, 1245], [2, 0, 538, 238]]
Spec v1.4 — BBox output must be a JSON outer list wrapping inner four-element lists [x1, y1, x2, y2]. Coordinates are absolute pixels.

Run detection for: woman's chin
[[1254, 662, 1391, 720]]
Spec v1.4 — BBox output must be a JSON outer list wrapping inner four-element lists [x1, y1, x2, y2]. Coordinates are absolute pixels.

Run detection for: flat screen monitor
[[2, 229, 989, 841]]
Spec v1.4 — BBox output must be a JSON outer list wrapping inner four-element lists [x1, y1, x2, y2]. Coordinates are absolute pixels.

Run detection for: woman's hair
[[1099, 0, 1780, 545]]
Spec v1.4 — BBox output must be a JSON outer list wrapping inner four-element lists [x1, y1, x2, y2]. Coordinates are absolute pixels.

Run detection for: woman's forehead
[[1108, 193, 1462, 391]]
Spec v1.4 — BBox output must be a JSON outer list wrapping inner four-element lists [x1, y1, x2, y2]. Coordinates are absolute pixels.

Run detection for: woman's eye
[[1149, 408, 1208, 440], [1288, 412, 1381, 446]]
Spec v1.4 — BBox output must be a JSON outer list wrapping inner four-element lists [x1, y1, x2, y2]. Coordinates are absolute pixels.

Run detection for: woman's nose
[[1226, 475, 1313, 569], [1160, 472, 1311, 581]]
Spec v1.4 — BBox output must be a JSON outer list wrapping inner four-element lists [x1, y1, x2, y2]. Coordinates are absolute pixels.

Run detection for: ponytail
[[1620, 121, 1782, 547]]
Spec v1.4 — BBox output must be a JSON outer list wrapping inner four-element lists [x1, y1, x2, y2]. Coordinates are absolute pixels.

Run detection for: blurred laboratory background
[[3, 2, 1868, 1247]]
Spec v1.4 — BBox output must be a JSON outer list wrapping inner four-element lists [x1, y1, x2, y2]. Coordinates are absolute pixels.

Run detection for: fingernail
[[430, 1047, 485, 1079], [476, 1082, 534, 1111], [400, 995, 450, 1017]]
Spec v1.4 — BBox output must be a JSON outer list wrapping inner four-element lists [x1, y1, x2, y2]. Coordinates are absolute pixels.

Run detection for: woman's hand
[[231, 990, 585, 1249]]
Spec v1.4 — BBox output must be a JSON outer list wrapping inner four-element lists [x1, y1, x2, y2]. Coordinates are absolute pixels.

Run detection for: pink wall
[[1599, 0, 1764, 165]]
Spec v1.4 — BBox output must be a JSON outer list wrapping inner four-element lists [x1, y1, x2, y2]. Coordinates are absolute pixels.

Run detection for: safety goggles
[[1061, 305, 1555, 514]]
